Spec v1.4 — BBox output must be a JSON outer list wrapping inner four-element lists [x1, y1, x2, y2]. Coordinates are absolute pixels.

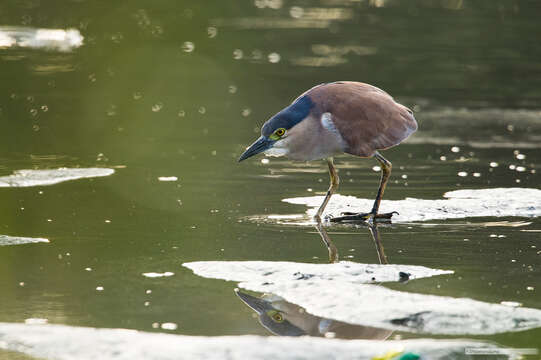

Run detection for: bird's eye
[[275, 128, 285, 137], [272, 312, 284, 323]]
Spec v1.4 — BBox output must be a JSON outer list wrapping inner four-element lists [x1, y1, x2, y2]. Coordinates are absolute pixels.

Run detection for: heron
[[238, 81, 417, 223], [235, 288, 392, 339]]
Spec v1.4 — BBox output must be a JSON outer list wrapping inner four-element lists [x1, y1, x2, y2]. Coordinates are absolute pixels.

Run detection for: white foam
[[0, 323, 508, 360], [0, 235, 49, 246], [0, 168, 115, 187], [142, 272, 175, 278], [184, 261, 541, 335], [183, 261, 451, 284], [0, 27, 83, 52], [283, 188, 541, 223]]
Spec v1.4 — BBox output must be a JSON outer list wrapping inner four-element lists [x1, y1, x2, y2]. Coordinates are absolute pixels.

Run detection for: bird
[[235, 288, 392, 339], [238, 81, 417, 223]]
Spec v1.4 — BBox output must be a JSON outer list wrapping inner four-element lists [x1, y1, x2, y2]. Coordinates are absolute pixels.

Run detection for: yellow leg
[[371, 151, 392, 215], [330, 152, 397, 223], [314, 157, 339, 221]]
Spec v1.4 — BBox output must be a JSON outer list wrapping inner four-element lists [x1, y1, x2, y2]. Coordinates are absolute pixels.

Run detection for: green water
[[1, 0, 540, 357]]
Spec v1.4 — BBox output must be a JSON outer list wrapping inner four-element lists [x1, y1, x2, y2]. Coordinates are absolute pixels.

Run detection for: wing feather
[[305, 81, 417, 157]]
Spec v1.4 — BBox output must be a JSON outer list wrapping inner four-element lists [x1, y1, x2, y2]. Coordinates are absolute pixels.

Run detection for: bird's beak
[[238, 136, 274, 162], [234, 288, 271, 314]]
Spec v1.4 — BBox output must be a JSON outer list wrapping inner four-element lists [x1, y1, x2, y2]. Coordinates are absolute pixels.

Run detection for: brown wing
[[305, 81, 417, 157]]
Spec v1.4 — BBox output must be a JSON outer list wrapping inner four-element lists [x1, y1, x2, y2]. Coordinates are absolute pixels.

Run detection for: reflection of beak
[[238, 136, 274, 162], [234, 288, 271, 314]]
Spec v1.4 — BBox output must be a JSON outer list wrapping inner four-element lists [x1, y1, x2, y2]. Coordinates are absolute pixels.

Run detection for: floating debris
[[0, 235, 49, 246], [0, 168, 115, 187], [184, 261, 451, 284]]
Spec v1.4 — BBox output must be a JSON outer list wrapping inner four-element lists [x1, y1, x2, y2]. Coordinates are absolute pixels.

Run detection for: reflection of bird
[[239, 81, 417, 222], [235, 289, 392, 339]]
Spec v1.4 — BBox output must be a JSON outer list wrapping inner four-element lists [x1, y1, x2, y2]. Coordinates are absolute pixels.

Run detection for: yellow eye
[[275, 128, 285, 137], [272, 312, 284, 323]]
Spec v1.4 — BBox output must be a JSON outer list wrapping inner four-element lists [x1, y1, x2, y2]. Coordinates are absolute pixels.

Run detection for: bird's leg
[[331, 152, 397, 223], [314, 220, 339, 263], [314, 157, 339, 222], [368, 223, 388, 265]]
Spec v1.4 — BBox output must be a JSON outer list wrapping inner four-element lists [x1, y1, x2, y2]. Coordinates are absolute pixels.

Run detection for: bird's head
[[238, 95, 314, 162], [234, 289, 306, 336]]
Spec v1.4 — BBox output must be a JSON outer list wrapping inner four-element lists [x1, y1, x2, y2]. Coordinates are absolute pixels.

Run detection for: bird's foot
[[330, 211, 398, 223]]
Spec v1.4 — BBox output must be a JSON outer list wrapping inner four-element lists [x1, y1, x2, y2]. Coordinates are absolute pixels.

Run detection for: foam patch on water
[[0, 323, 511, 360], [283, 188, 541, 223], [0, 27, 83, 52], [184, 261, 541, 335], [0, 168, 115, 187], [142, 272, 175, 278], [184, 261, 452, 284], [0, 235, 49, 246]]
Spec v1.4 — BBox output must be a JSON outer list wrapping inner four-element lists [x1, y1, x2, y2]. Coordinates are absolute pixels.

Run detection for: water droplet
[[161, 322, 178, 330], [182, 41, 194, 53], [233, 49, 243, 59], [207, 27, 217, 38], [152, 103, 163, 112], [457, 171, 468, 177], [268, 52, 281, 63]]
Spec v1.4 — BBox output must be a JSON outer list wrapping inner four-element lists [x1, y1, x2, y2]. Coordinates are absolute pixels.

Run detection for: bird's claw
[[330, 211, 398, 223]]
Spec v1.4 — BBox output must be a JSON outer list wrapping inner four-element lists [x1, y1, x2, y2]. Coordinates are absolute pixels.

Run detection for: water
[[1, 0, 540, 358]]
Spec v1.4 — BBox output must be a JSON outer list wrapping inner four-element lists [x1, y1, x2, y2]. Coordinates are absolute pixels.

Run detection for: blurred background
[[1, 0, 540, 357]]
